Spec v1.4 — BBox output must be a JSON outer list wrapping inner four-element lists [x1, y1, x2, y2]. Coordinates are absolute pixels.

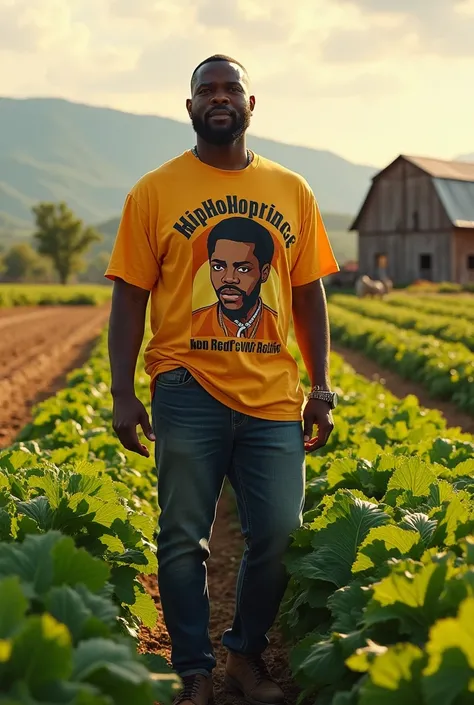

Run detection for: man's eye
[[237, 266, 250, 274], [212, 264, 224, 271]]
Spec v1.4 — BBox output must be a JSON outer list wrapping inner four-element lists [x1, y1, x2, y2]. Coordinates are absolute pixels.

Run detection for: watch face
[[332, 392, 339, 408]]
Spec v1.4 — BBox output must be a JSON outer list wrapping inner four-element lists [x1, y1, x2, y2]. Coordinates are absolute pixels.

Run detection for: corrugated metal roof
[[404, 155, 474, 182], [433, 178, 474, 228]]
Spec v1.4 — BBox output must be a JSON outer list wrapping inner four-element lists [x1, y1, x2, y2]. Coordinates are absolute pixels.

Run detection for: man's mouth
[[220, 288, 243, 304], [207, 109, 233, 122]]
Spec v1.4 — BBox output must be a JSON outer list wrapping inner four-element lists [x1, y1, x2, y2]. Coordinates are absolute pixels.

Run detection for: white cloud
[[1, 0, 473, 166], [0, 0, 89, 52], [323, 0, 474, 60]]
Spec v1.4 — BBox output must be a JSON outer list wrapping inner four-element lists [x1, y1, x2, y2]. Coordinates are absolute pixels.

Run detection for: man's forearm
[[292, 278, 331, 388], [108, 279, 149, 397]]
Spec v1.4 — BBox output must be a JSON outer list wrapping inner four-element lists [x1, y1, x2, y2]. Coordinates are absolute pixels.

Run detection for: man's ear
[[186, 98, 192, 119], [261, 263, 270, 283], [249, 95, 256, 113]]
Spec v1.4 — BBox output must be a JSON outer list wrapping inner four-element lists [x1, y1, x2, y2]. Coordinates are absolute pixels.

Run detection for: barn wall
[[453, 228, 474, 284], [359, 231, 452, 284], [358, 234, 403, 281], [404, 232, 452, 282]]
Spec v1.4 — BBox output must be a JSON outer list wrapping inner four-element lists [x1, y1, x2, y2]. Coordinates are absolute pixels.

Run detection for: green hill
[[0, 96, 367, 264], [0, 96, 375, 222], [0, 212, 31, 251]]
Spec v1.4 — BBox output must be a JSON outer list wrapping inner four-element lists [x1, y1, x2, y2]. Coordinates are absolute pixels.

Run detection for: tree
[[1, 243, 53, 282], [32, 202, 101, 285]]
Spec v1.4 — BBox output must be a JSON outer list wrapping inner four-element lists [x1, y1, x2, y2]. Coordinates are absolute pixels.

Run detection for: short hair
[[207, 217, 274, 270], [191, 54, 249, 89]]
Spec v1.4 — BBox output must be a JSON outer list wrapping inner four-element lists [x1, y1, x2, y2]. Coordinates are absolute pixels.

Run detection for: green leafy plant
[[0, 327, 179, 704], [280, 348, 474, 703], [0, 534, 180, 704], [0, 283, 111, 307], [328, 302, 474, 414]]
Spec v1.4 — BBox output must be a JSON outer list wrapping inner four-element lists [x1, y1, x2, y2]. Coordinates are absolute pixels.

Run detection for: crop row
[[330, 294, 474, 351], [3, 319, 473, 704], [328, 303, 474, 415], [386, 293, 474, 322], [0, 331, 180, 704], [283, 344, 474, 704], [0, 283, 112, 307]]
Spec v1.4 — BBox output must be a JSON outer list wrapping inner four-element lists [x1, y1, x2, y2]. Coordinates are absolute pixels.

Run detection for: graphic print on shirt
[[191, 216, 281, 343]]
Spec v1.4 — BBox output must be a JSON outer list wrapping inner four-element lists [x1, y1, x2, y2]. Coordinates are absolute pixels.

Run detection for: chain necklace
[[218, 299, 262, 338], [191, 145, 252, 168]]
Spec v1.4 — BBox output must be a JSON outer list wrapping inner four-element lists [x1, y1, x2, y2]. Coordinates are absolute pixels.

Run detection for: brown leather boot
[[224, 652, 285, 705], [173, 674, 213, 705]]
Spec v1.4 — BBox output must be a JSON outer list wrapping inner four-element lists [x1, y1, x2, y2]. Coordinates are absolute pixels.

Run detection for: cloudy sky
[[2, 0, 474, 167]]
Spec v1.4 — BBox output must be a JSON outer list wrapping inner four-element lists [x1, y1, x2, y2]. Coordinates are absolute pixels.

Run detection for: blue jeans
[[152, 367, 305, 677]]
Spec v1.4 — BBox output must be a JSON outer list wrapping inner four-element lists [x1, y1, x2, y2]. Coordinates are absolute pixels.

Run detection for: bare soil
[[332, 342, 474, 435], [139, 487, 302, 705], [0, 305, 110, 448]]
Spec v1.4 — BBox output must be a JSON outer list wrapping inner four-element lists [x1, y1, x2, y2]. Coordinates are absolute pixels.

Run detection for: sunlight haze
[[2, 0, 474, 166]]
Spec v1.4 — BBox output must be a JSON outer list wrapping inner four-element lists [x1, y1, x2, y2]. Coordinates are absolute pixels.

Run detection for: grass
[[0, 283, 112, 307]]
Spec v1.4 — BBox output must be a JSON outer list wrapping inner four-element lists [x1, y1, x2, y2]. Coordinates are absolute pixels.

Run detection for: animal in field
[[355, 275, 393, 298]]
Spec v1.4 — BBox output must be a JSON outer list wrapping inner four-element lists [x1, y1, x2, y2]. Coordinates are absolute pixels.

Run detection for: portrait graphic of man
[[192, 216, 278, 339]]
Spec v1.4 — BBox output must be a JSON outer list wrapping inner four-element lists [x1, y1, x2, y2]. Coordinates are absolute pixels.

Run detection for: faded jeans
[[151, 367, 306, 677]]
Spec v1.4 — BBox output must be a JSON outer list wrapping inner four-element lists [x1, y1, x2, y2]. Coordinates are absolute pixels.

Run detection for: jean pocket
[[156, 367, 194, 387]]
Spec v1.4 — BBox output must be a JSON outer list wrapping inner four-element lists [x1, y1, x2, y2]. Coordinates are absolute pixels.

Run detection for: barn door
[[419, 253, 433, 280], [375, 253, 388, 279]]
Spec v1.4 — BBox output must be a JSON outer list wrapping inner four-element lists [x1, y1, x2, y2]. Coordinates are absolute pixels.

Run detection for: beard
[[191, 105, 252, 146], [217, 283, 261, 322]]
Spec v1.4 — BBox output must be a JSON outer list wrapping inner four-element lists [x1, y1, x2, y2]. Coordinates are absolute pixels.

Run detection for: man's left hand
[[303, 398, 334, 453]]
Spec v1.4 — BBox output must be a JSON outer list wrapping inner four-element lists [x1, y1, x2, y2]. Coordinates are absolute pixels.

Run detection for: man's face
[[210, 239, 270, 319], [187, 61, 255, 145]]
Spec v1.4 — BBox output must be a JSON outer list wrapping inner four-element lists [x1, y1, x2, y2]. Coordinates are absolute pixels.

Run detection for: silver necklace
[[191, 145, 252, 167], [218, 299, 262, 338]]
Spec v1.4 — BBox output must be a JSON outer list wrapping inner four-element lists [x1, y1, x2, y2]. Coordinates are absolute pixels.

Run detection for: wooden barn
[[350, 155, 474, 285]]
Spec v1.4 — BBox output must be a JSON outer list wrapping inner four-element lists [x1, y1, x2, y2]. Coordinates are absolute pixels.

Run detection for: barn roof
[[350, 154, 474, 230], [403, 155, 474, 182], [433, 180, 474, 228]]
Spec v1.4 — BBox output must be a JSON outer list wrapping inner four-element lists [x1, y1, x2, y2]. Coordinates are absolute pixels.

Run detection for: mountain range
[[3, 96, 470, 266], [0, 96, 380, 261]]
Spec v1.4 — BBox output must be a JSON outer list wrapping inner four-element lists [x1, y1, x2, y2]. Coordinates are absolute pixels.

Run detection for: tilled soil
[[0, 305, 110, 448], [139, 487, 302, 705], [331, 343, 474, 435]]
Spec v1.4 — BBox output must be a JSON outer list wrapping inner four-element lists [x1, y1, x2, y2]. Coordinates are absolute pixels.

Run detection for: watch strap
[[307, 388, 337, 408]]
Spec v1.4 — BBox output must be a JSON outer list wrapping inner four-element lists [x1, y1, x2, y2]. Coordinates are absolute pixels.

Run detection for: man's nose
[[211, 92, 230, 104], [223, 271, 239, 283]]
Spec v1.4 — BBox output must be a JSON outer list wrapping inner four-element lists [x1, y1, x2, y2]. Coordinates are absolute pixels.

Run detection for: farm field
[[328, 294, 474, 415], [387, 292, 474, 318], [0, 283, 112, 307], [0, 305, 110, 447], [331, 293, 474, 351], [0, 290, 473, 703], [284, 342, 474, 704]]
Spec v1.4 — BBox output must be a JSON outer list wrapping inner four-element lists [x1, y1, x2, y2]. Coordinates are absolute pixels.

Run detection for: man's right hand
[[112, 393, 155, 457]]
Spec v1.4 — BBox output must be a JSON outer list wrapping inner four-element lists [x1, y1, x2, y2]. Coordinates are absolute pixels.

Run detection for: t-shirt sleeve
[[290, 181, 339, 287], [104, 192, 160, 291]]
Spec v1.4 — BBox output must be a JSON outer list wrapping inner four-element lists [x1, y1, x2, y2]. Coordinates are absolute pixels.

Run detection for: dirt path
[[139, 487, 301, 704], [332, 343, 474, 435], [0, 305, 110, 448]]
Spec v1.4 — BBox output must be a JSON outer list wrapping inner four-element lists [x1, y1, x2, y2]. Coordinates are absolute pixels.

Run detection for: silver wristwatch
[[307, 385, 338, 409]]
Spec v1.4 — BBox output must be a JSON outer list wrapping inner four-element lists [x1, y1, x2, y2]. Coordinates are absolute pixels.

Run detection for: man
[[192, 216, 278, 339], [106, 54, 339, 705]]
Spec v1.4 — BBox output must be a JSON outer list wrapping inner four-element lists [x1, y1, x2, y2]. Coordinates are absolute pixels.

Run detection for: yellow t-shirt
[[105, 150, 339, 421]]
